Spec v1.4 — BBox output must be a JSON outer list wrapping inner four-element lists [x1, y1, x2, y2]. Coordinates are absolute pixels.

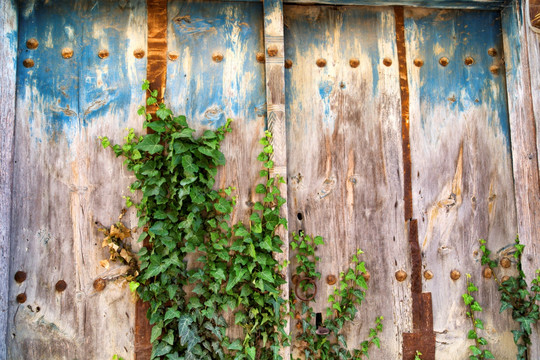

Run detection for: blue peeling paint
[[16, 0, 146, 142], [404, 9, 511, 147], [166, 1, 266, 130]]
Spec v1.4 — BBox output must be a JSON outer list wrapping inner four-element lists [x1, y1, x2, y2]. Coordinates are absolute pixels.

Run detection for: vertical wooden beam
[[0, 0, 17, 357], [502, 1, 540, 358], [135, 1, 168, 359], [263, 0, 290, 358]]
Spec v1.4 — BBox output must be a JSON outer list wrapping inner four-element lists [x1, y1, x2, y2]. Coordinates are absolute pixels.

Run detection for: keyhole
[[316, 313, 322, 328], [297, 213, 303, 221]]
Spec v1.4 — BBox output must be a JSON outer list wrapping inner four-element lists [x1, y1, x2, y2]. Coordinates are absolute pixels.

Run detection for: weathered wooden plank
[[284, 5, 412, 358], [502, 0, 540, 358], [8, 1, 147, 359], [0, 1, 17, 358], [405, 8, 518, 358], [263, 1, 290, 359]]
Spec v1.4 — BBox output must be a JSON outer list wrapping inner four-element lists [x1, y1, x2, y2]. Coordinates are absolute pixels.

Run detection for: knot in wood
[[450, 269, 461, 280], [395, 270, 407, 282], [267, 45, 278, 57], [26, 38, 39, 50], [62, 47, 74, 59]]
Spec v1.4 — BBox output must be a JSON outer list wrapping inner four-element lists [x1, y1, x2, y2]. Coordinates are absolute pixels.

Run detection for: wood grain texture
[[502, 0, 540, 357], [284, 6, 412, 358], [263, 1, 290, 359], [405, 8, 518, 358], [0, 1, 17, 358], [8, 1, 147, 359]]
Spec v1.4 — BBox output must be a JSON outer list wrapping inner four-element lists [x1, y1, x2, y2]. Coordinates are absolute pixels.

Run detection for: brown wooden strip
[[135, 0, 168, 358], [402, 332, 436, 360]]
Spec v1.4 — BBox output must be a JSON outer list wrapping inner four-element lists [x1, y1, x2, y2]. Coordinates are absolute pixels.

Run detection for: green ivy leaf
[[136, 134, 163, 154]]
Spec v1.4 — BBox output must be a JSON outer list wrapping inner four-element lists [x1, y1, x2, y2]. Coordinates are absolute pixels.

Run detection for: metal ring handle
[[294, 276, 317, 302]]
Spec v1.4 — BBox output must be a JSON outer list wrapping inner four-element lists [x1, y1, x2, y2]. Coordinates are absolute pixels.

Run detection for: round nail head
[[316, 58, 326, 68], [464, 56, 474, 66], [98, 49, 109, 59], [362, 271, 371, 282], [55, 280, 67, 292], [26, 38, 39, 50], [16, 293, 27, 304], [93, 278, 106, 291], [500, 257, 511, 268], [256, 52, 265, 63], [450, 270, 461, 280], [133, 48, 145, 59], [284, 59, 293, 69], [326, 274, 337, 285], [395, 270, 407, 282], [423, 270, 434, 280], [212, 52, 223, 63], [349, 58, 360, 68], [483, 267, 493, 279], [168, 51, 179, 61], [296, 322, 302, 330], [267, 45, 278, 57], [14, 271, 27, 283], [490, 65, 500, 75], [439, 57, 449, 67], [62, 47, 73, 59], [383, 57, 392, 67], [23, 59, 34, 68], [414, 58, 424, 67], [488, 48, 497, 57]]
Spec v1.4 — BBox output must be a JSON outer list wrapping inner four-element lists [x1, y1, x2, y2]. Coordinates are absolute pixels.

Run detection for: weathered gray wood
[[406, 8, 518, 358], [284, 6, 412, 358], [502, 0, 540, 358], [263, 1, 290, 358], [0, 1, 17, 358], [8, 1, 147, 359]]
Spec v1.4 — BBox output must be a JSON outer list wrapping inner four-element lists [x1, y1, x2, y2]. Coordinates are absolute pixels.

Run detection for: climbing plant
[[479, 237, 540, 360]]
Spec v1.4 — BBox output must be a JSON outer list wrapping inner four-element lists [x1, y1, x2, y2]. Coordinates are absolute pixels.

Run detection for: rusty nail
[[292, 274, 300, 285], [488, 48, 497, 57], [464, 56, 474, 66], [316, 58, 326, 68], [93, 278, 106, 292], [450, 270, 461, 280], [489, 65, 500, 75], [294, 313, 302, 320], [23, 59, 34, 68], [26, 38, 39, 50], [267, 45, 278, 57], [395, 270, 407, 282], [62, 47, 73, 59], [168, 51, 179, 61], [362, 271, 371, 282], [16, 293, 27, 304], [413, 58, 424, 67], [98, 49, 109, 59], [212, 52, 223, 63], [133, 48, 145, 59], [349, 58, 359, 68], [256, 52, 265, 63], [383, 57, 392, 67], [423, 270, 434, 280], [284, 59, 293, 69], [326, 274, 337, 285], [14, 271, 27, 283], [500, 257, 511, 268], [296, 322, 302, 330], [55, 280, 67, 292], [439, 57, 449, 67], [483, 267, 493, 279], [501, 275, 510, 283]]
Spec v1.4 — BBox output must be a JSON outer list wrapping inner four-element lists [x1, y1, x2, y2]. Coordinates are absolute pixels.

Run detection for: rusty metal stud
[[349, 58, 359, 68], [464, 56, 474, 66], [16, 293, 27, 304], [413, 58, 424, 67], [501, 275, 510, 283], [439, 57, 449, 67], [383, 57, 392, 67], [450, 270, 461, 280], [98, 49, 109, 59], [168, 51, 179, 61], [267, 45, 278, 57], [294, 313, 302, 320], [326, 274, 337, 285], [483, 267, 493, 279], [55, 280, 67, 292], [316, 58, 326, 68], [296, 322, 302, 330], [23, 59, 34, 68], [14, 271, 27, 283], [93, 278, 106, 292], [488, 48, 497, 57], [26, 38, 38, 50], [133, 48, 145, 59], [212, 52, 223, 63], [489, 65, 500, 75], [362, 271, 371, 282], [500, 257, 511, 268], [423, 270, 434, 280], [256, 52, 265, 63], [284, 59, 293, 69], [395, 270, 407, 282], [62, 47, 73, 59]]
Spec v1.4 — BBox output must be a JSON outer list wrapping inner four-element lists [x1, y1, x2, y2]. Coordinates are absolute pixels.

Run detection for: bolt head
[[464, 56, 474, 66], [383, 57, 392, 67], [500, 257, 511, 268], [55, 280, 67, 292], [316, 58, 327, 68], [413, 58, 424, 67], [395, 270, 407, 282], [98, 49, 109, 59], [483, 267, 493, 279], [93, 278, 106, 292], [450, 270, 461, 280], [62, 47, 73, 59], [326, 274, 337, 285], [256, 52, 265, 63], [26, 38, 39, 50], [439, 57, 449, 67], [267, 45, 278, 57], [133, 48, 145, 59], [14, 271, 27, 283], [284, 59, 293, 69], [423, 270, 434, 280], [349, 58, 360, 68], [212, 52, 224, 63], [16, 293, 27, 304]]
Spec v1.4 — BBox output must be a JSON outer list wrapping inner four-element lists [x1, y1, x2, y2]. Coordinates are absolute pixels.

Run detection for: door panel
[[404, 8, 517, 358], [284, 6, 412, 358], [9, 1, 146, 358]]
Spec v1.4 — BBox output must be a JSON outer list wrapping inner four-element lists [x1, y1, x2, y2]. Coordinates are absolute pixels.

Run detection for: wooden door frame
[[1, 0, 538, 359]]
